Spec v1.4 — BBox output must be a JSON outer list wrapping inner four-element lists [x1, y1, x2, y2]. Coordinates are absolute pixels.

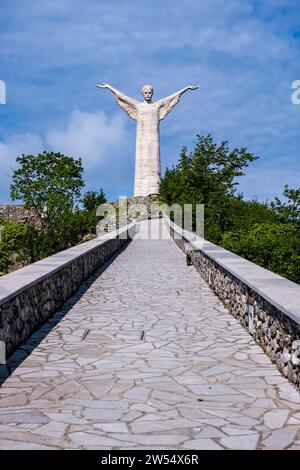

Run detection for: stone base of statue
[[96, 216, 132, 237], [96, 195, 161, 237]]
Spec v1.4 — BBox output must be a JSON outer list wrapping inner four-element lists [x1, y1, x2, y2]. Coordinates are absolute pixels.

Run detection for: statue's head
[[142, 84, 153, 103]]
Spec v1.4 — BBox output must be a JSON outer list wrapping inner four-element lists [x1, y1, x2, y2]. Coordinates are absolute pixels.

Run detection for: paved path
[[0, 219, 299, 450]]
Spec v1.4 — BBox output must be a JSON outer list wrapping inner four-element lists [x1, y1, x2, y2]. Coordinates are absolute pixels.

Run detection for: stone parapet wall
[[165, 216, 300, 389], [0, 222, 136, 361]]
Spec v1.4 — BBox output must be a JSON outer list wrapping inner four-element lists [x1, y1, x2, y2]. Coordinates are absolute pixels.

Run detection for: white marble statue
[[97, 83, 199, 197]]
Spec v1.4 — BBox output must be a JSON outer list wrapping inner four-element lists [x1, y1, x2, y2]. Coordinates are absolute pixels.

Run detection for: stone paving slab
[[0, 219, 299, 450]]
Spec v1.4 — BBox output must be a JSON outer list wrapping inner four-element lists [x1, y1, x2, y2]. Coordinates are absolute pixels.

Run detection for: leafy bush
[[221, 223, 300, 283], [0, 220, 39, 272], [160, 135, 300, 283]]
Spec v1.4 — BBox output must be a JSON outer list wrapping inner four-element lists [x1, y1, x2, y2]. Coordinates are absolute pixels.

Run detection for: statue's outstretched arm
[[158, 85, 199, 120], [97, 83, 138, 106], [160, 85, 199, 101], [97, 83, 138, 121]]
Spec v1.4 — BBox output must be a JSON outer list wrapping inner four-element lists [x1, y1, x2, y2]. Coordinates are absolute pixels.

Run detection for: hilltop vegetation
[[160, 135, 300, 284], [0, 151, 106, 274], [1, 138, 299, 284]]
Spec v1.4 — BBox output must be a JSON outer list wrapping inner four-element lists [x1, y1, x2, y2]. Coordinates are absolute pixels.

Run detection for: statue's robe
[[115, 92, 181, 197]]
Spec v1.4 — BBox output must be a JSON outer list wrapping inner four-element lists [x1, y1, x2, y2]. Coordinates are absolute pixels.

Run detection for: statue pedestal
[[96, 195, 162, 237]]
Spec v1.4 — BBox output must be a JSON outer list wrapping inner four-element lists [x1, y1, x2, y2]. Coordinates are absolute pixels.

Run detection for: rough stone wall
[[114, 195, 161, 221], [96, 217, 132, 237], [170, 227, 300, 389], [0, 228, 134, 360], [0, 205, 40, 227], [96, 196, 162, 236]]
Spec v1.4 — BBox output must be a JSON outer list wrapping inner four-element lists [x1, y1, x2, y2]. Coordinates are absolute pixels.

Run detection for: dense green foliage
[[11, 151, 85, 229], [271, 185, 300, 230], [2, 140, 299, 284], [82, 189, 106, 212], [221, 223, 300, 283], [160, 135, 300, 283], [0, 220, 39, 272], [0, 151, 107, 273]]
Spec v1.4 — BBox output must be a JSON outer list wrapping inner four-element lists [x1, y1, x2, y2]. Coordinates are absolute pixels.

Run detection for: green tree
[[219, 197, 277, 233], [160, 135, 257, 202], [82, 189, 106, 212], [160, 134, 258, 242], [10, 151, 84, 228], [79, 189, 108, 236], [0, 220, 39, 272], [271, 185, 300, 230], [0, 245, 10, 273], [221, 223, 300, 283]]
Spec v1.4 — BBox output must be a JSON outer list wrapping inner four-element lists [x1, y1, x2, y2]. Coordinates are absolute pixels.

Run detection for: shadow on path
[[0, 241, 130, 386]]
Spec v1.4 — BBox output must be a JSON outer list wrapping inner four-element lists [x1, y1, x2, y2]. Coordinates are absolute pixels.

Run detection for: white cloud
[[47, 110, 128, 168], [0, 110, 131, 202], [1, 0, 294, 68]]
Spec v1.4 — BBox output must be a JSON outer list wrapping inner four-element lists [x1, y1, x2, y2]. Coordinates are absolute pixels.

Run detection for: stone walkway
[[0, 219, 299, 450]]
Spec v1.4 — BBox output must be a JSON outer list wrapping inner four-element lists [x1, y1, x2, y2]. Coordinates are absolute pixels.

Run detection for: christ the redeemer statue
[[97, 83, 199, 197]]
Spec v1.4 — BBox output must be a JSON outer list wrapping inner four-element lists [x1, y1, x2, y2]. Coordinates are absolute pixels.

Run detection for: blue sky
[[0, 0, 299, 203]]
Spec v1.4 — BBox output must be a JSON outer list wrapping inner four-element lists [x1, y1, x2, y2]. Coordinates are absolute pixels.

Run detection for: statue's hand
[[188, 85, 199, 90], [96, 83, 110, 89]]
